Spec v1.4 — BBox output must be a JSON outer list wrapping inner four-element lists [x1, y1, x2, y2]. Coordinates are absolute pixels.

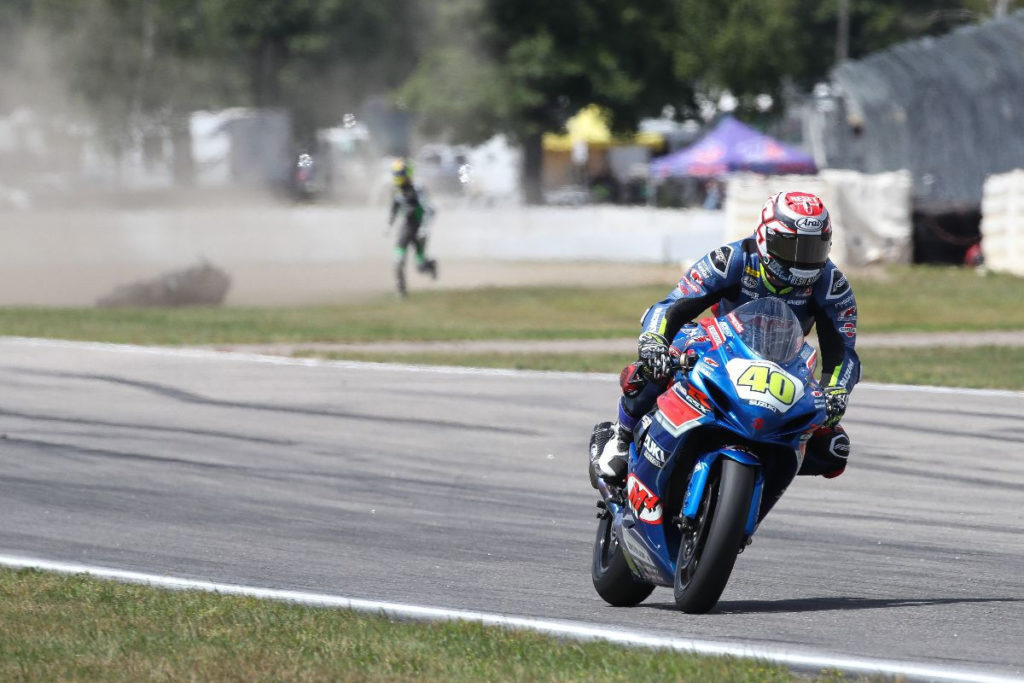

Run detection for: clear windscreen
[[726, 298, 805, 364]]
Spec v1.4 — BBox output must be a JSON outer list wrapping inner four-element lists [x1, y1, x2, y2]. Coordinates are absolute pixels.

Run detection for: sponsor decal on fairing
[[626, 473, 663, 524], [683, 384, 714, 413], [701, 318, 725, 348], [655, 387, 707, 437], [640, 434, 668, 468], [620, 528, 661, 579], [804, 347, 818, 373]]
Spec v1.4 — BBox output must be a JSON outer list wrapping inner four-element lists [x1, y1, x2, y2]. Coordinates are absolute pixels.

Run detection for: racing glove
[[637, 332, 672, 381], [823, 386, 848, 427]]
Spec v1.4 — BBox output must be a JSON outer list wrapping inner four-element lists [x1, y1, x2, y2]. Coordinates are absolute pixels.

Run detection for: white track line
[[3, 336, 1024, 397], [0, 555, 1018, 682]]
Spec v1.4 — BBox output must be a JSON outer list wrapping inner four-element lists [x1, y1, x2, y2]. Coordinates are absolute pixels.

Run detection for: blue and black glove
[[637, 332, 672, 381], [823, 386, 848, 427]]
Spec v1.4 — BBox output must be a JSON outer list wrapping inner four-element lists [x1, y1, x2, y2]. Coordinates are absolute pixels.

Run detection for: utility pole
[[836, 0, 850, 63]]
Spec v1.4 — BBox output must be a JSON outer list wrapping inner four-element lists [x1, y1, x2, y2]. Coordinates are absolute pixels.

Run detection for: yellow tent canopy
[[542, 104, 664, 152]]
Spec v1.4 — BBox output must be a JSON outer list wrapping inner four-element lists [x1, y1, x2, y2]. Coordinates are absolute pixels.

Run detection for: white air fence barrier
[[980, 169, 1024, 277], [724, 170, 913, 268]]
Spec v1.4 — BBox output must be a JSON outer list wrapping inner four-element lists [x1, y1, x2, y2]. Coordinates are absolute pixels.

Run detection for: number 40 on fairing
[[725, 359, 804, 413]]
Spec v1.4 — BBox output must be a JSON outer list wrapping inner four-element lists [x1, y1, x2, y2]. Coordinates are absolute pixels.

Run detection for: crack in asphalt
[[0, 407, 297, 447]]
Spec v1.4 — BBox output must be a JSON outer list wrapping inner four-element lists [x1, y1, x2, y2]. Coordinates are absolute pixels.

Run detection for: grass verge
[[0, 266, 1022, 345], [0, 568, 853, 682]]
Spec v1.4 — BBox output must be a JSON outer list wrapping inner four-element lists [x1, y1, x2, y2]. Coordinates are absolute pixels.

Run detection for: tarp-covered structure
[[650, 116, 817, 178], [810, 10, 1024, 206]]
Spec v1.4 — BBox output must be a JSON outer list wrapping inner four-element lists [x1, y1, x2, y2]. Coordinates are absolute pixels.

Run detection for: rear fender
[[681, 448, 764, 536]]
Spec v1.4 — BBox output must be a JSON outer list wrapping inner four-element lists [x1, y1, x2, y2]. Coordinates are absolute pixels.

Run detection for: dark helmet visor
[[767, 231, 831, 268]]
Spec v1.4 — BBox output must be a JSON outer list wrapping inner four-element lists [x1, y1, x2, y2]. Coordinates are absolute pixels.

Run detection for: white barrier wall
[[433, 206, 723, 263], [4, 205, 724, 267], [0, 205, 725, 306], [980, 169, 1024, 276]]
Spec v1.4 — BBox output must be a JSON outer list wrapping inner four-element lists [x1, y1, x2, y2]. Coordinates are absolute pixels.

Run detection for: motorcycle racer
[[388, 158, 438, 297], [591, 191, 859, 512]]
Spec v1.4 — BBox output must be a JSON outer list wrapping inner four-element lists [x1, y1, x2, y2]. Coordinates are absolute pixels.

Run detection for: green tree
[[400, 0, 693, 203], [18, 0, 426, 179], [182, 0, 426, 142], [669, 0, 1020, 108]]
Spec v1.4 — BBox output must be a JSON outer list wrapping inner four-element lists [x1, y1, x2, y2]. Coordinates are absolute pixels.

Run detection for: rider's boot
[[416, 257, 438, 280], [589, 421, 630, 489], [799, 425, 850, 478]]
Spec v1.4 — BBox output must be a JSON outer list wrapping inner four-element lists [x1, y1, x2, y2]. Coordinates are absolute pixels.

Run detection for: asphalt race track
[[1, 338, 1022, 679]]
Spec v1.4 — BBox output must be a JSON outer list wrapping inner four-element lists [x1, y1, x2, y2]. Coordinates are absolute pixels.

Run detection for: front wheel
[[592, 512, 655, 606], [674, 458, 755, 613]]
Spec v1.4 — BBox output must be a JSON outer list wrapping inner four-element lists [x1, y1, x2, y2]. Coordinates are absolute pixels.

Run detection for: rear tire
[[592, 513, 655, 606], [673, 458, 755, 613]]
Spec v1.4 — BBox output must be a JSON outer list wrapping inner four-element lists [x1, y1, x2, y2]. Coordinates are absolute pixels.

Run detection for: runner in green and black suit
[[388, 158, 437, 297]]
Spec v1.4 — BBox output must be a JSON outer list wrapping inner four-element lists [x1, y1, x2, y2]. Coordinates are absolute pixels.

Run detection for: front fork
[[680, 449, 765, 539]]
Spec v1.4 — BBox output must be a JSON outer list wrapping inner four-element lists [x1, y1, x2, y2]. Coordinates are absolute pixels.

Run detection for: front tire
[[592, 513, 655, 606], [673, 458, 755, 613]]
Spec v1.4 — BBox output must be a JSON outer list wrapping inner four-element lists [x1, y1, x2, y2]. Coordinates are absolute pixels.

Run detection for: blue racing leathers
[[608, 237, 858, 512], [641, 237, 860, 395], [616, 236, 859, 485]]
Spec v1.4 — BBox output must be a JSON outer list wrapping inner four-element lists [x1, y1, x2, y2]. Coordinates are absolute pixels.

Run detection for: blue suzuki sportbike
[[591, 297, 827, 613]]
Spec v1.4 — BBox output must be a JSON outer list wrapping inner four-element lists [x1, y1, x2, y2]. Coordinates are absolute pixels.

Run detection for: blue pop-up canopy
[[650, 115, 817, 178]]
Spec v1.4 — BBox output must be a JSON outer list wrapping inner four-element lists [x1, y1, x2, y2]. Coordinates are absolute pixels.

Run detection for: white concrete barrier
[[1, 205, 725, 306]]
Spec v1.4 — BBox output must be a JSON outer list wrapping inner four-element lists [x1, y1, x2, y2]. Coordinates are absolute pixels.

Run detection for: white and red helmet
[[754, 191, 832, 287]]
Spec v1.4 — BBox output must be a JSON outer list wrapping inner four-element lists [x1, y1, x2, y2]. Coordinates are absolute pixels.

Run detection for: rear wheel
[[592, 512, 655, 606], [673, 458, 755, 613]]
